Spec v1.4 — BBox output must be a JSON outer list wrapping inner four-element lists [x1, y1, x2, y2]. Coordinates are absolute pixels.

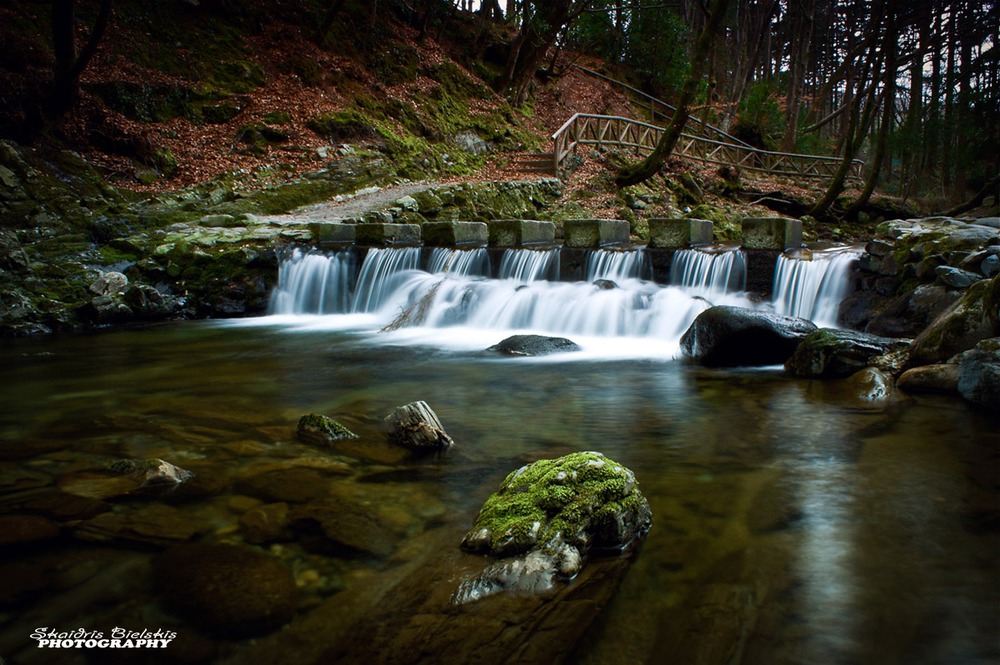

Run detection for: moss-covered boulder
[[785, 328, 910, 378], [455, 452, 650, 604], [908, 275, 1000, 366], [297, 413, 358, 447]]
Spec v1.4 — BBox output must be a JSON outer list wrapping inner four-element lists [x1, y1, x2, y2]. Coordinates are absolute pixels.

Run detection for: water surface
[[0, 321, 996, 664]]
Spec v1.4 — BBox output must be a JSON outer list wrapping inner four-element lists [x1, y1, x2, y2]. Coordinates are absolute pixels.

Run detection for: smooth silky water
[[0, 246, 996, 664]]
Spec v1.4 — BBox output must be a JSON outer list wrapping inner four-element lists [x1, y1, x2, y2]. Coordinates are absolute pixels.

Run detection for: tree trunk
[[615, 0, 732, 188], [780, 0, 815, 152], [47, 0, 114, 118], [847, 8, 899, 215], [496, 1, 575, 107]]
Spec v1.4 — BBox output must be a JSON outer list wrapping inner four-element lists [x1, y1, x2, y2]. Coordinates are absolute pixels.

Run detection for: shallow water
[[0, 321, 997, 665]]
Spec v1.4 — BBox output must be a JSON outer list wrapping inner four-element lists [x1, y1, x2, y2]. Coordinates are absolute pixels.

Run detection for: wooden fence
[[551, 113, 864, 184]]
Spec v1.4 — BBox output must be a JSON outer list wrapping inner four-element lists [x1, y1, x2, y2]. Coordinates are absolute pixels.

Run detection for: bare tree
[[47, 0, 114, 118]]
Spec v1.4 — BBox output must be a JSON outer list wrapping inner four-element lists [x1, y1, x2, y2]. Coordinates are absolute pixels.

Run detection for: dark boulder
[[865, 284, 961, 338], [680, 306, 816, 367], [908, 275, 1000, 366], [488, 334, 582, 356], [154, 543, 297, 638], [785, 328, 910, 378], [958, 338, 1000, 411]]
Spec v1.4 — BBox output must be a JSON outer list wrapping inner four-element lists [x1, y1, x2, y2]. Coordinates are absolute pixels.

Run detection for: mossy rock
[[461, 452, 651, 560], [909, 275, 1000, 365], [297, 413, 359, 447], [307, 111, 375, 142]]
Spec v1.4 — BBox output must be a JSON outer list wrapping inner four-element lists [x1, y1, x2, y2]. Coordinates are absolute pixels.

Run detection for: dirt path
[[258, 183, 442, 224]]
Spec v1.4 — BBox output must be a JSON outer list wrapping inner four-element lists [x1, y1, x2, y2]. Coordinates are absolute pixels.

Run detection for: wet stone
[[71, 503, 209, 546], [0, 514, 61, 546], [487, 334, 582, 357], [17, 490, 111, 521], [240, 502, 292, 545], [235, 467, 332, 503], [289, 496, 395, 558], [384, 401, 454, 452], [154, 543, 297, 638]]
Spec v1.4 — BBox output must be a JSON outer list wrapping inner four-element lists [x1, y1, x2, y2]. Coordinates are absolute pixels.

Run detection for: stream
[[0, 246, 997, 664]]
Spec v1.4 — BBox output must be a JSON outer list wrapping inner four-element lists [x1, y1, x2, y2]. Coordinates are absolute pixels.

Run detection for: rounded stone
[[154, 543, 297, 637]]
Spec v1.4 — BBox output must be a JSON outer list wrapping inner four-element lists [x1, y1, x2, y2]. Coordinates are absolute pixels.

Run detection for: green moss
[[307, 111, 374, 141], [463, 451, 651, 558]]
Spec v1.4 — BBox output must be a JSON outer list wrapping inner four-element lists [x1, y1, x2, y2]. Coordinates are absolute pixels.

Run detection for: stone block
[[309, 222, 355, 244], [741, 217, 803, 251], [563, 219, 630, 248], [488, 219, 556, 247], [422, 221, 488, 247], [355, 223, 421, 246], [648, 218, 713, 248]]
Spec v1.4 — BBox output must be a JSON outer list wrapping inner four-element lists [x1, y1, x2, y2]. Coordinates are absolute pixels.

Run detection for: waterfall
[[772, 248, 860, 326], [350, 247, 422, 312], [269, 248, 356, 315], [586, 249, 651, 281], [670, 248, 747, 296], [426, 248, 491, 277], [496, 248, 560, 283]]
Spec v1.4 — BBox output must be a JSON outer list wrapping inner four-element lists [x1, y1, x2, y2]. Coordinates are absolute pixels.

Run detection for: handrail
[[573, 65, 755, 149], [550, 113, 864, 184]]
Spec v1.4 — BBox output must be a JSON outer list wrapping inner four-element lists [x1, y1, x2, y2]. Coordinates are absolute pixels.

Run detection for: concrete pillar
[[563, 219, 630, 248], [648, 218, 713, 248], [355, 223, 422, 246], [488, 219, 556, 247], [741, 217, 802, 251], [422, 221, 488, 246], [309, 222, 355, 245]]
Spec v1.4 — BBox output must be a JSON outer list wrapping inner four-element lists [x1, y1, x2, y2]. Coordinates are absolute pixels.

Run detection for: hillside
[[0, 0, 929, 233]]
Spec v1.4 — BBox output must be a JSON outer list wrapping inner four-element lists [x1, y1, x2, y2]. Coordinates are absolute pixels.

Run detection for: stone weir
[[305, 216, 804, 294]]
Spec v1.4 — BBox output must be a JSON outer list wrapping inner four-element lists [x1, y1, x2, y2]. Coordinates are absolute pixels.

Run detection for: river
[[0, 247, 997, 664]]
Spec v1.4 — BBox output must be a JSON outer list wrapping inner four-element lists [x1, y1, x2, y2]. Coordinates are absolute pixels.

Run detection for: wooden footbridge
[[544, 66, 863, 185]]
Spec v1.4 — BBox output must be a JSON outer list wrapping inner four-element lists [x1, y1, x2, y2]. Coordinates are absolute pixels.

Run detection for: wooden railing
[[551, 113, 864, 184], [574, 65, 754, 148]]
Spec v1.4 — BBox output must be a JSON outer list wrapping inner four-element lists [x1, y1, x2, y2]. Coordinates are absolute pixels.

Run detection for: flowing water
[[0, 246, 996, 665]]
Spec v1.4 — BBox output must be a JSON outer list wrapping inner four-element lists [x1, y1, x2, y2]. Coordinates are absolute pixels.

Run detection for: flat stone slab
[[355, 223, 421, 246], [649, 218, 713, 248], [422, 221, 488, 247], [564, 219, 630, 248], [488, 219, 555, 247], [742, 217, 802, 251], [309, 222, 356, 244]]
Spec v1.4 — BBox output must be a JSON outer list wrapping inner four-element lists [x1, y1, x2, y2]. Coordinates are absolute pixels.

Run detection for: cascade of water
[[351, 247, 423, 313], [268, 248, 355, 315], [496, 248, 560, 283], [426, 248, 491, 277], [772, 248, 860, 326], [670, 248, 747, 295], [585, 249, 652, 282]]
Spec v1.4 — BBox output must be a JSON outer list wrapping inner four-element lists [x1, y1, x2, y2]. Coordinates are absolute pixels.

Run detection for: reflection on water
[[0, 322, 997, 665]]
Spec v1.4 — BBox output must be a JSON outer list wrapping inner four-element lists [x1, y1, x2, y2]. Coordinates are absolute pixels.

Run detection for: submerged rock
[[384, 401, 454, 451], [297, 413, 359, 446], [487, 334, 582, 356], [456, 451, 651, 604], [785, 328, 910, 378], [108, 458, 194, 492], [680, 305, 817, 367], [154, 543, 297, 638]]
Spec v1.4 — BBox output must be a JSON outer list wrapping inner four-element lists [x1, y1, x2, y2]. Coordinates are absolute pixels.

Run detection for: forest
[[1, 0, 996, 217]]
